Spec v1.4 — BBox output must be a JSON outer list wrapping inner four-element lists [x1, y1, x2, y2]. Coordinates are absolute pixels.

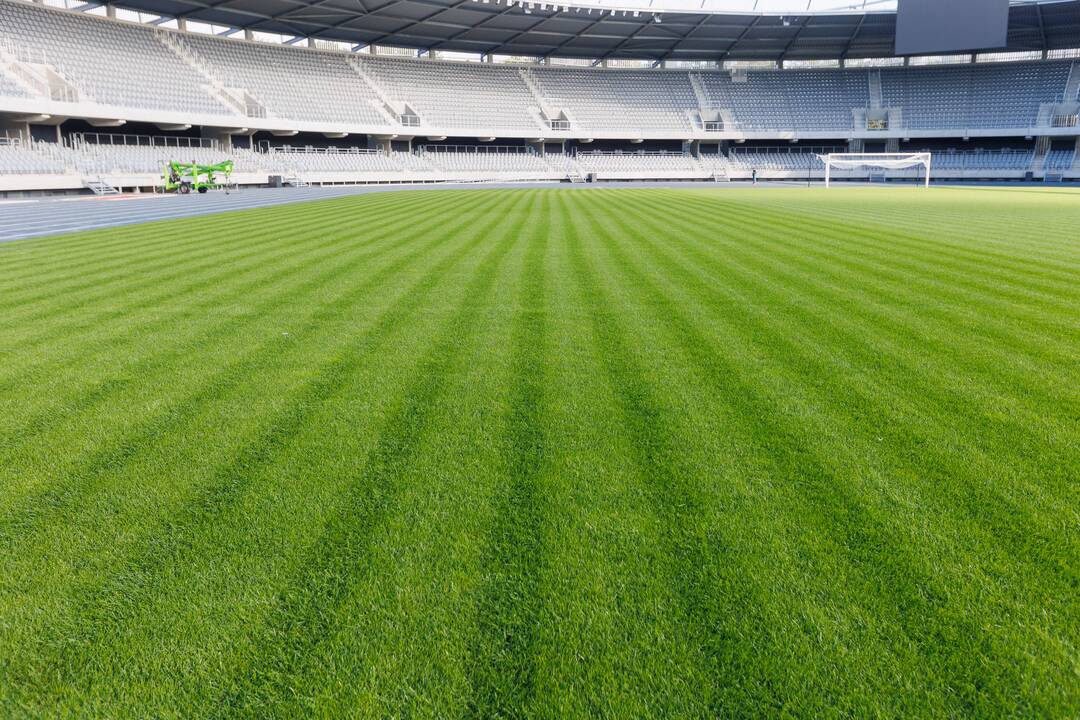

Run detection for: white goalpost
[[821, 152, 932, 188]]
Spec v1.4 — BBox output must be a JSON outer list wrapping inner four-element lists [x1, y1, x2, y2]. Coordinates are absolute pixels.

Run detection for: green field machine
[[162, 160, 234, 194]]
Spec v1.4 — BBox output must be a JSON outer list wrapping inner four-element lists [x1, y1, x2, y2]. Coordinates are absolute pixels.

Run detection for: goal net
[[820, 153, 931, 188]]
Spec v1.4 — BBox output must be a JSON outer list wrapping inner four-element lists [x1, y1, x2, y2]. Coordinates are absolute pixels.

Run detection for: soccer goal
[[821, 152, 932, 188]]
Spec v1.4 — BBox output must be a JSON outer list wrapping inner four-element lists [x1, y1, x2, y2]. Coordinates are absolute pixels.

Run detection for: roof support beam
[[1035, 3, 1048, 50]]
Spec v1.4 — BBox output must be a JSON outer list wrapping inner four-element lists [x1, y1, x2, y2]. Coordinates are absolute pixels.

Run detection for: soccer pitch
[[1, 186, 1077, 717]]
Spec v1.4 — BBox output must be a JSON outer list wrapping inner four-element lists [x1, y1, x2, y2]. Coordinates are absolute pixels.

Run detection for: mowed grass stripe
[[465, 192, 549, 717], [583, 189, 963, 716], [570, 190, 872, 714], [662, 190, 1080, 320], [0, 206, 344, 313], [626, 195, 1080, 569], [637, 190, 1078, 418], [740, 193, 1080, 306], [28, 191, 536, 717], [655, 190, 1080, 345], [637, 191, 1079, 486], [0, 211, 460, 451], [500, 193, 705, 716], [789, 188, 1080, 264], [0, 191, 501, 643], [560, 191, 724, 713], [0, 190, 518, 712], [557, 189, 1002, 716], [0, 191, 501, 523], [599, 192, 1076, 561], [0, 191, 472, 428], [740, 186, 1080, 266], [249, 192, 547, 717], [0, 187, 1075, 718], [0, 188, 502, 543], [0, 201, 304, 271], [0, 190, 465, 355], [0, 194, 449, 335], [583, 189, 1080, 716], [649, 190, 1080, 399], [0, 191, 421, 283], [0, 192, 465, 346], [206, 191, 537, 718]]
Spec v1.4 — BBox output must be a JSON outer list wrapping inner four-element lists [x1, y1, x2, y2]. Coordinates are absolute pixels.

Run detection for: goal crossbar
[[820, 152, 931, 188]]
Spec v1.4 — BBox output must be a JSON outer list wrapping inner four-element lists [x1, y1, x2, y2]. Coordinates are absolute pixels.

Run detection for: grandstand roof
[[113, 0, 1080, 61]]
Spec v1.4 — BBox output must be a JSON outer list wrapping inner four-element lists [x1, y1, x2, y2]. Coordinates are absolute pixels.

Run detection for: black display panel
[[895, 0, 1010, 56]]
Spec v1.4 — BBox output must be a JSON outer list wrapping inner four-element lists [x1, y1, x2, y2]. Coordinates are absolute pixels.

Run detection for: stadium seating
[[928, 149, 1033, 171], [2, 137, 1074, 189], [574, 151, 704, 178], [697, 70, 869, 131], [181, 35, 389, 125], [68, 142, 234, 174], [0, 138, 68, 174], [363, 58, 542, 133], [422, 150, 552, 174], [0, 71, 28, 98], [697, 154, 732, 174], [1044, 149, 1077, 171], [880, 61, 1072, 130], [727, 151, 825, 170], [1, 0, 1078, 191], [529, 69, 697, 134], [0, 0, 227, 114], [1, 0, 1076, 138], [264, 148, 404, 173]]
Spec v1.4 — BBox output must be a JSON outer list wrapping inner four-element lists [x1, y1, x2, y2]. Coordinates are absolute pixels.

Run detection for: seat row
[[1, 0, 1076, 135], [0, 139, 1069, 179]]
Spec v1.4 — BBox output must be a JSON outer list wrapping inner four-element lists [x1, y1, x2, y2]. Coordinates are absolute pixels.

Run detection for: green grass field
[[0, 186, 1077, 718]]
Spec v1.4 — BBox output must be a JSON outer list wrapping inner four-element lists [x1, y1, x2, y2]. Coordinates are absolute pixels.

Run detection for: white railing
[[729, 145, 845, 157], [0, 35, 88, 103], [0, 36, 50, 66], [71, 132, 218, 150], [575, 150, 688, 157], [420, 145, 535, 154], [270, 146, 381, 155]]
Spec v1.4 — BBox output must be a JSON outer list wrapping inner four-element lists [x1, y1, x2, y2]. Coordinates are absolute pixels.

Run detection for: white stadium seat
[[1, 0, 1078, 188]]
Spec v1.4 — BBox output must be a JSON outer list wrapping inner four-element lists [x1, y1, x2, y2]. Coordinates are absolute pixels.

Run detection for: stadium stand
[[180, 35, 389, 125], [264, 148, 404, 174], [421, 148, 552, 175], [2, 0, 1075, 137], [363, 58, 544, 133], [530, 69, 698, 134], [1045, 148, 1077, 171], [69, 142, 232, 175], [0, 137, 67, 174], [697, 70, 870, 132], [929, 149, 1034, 171], [0, 0, 227, 114], [880, 61, 1073, 130], [727, 151, 826, 171], [0, 137, 1075, 191], [0, 68, 28, 98], [575, 151, 705, 179], [0, 0, 1078, 192]]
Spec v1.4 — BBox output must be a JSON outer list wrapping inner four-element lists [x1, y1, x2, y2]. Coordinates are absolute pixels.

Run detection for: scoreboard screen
[[895, 0, 1010, 56]]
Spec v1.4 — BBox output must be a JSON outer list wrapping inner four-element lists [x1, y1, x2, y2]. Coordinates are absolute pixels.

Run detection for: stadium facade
[[0, 0, 1078, 193]]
